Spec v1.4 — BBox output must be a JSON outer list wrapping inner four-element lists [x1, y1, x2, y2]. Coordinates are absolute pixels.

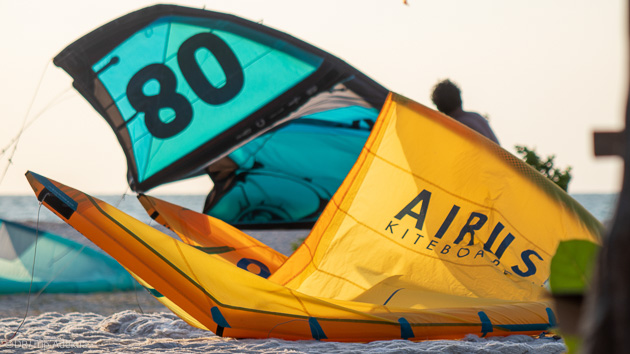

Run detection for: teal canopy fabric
[[0, 219, 136, 293], [205, 100, 379, 227], [54, 5, 387, 228]]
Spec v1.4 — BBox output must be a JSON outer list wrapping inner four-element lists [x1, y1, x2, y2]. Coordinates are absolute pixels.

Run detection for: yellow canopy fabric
[[25, 92, 601, 341], [271, 93, 602, 306], [138, 194, 286, 277]]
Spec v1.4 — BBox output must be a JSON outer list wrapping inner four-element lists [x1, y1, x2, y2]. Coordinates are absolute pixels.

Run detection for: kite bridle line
[[3, 198, 46, 343], [0, 59, 73, 187]]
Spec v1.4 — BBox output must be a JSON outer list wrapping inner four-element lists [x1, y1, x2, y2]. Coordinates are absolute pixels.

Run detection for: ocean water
[[0, 194, 307, 256], [0, 192, 618, 258], [0, 192, 619, 224], [0, 194, 207, 225]]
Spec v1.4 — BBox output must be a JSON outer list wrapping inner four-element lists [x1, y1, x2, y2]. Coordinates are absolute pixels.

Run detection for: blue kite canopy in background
[[54, 4, 387, 228], [0, 219, 136, 293], [205, 90, 379, 227]]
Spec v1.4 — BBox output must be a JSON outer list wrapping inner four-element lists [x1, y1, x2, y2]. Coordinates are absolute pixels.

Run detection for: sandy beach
[[0, 285, 568, 353], [0, 308, 567, 353]]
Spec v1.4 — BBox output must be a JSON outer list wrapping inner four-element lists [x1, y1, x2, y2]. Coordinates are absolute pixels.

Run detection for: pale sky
[[0, 0, 626, 195]]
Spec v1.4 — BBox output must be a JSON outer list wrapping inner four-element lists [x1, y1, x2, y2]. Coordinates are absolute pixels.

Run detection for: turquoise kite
[[54, 4, 388, 228], [0, 219, 135, 293]]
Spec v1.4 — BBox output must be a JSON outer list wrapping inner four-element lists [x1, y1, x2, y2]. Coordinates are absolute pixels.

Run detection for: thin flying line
[[0, 61, 54, 184], [5, 201, 45, 342]]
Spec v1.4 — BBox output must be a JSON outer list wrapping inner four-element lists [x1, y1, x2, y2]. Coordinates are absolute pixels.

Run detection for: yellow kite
[[26, 93, 601, 341]]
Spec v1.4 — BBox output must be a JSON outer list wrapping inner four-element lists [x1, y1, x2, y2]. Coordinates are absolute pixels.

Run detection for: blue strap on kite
[[398, 317, 414, 339], [145, 287, 164, 298], [383, 288, 404, 305], [236, 258, 271, 278], [546, 307, 557, 328], [211, 306, 231, 328], [308, 317, 327, 340], [478, 311, 493, 337], [31, 172, 78, 219], [31, 172, 77, 210]]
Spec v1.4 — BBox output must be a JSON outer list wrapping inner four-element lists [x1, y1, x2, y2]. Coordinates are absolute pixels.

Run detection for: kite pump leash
[[2, 200, 44, 344]]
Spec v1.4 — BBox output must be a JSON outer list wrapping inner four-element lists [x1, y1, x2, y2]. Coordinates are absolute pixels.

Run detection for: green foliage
[[549, 239, 600, 295], [562, 334, 581, 354], [515, 145, 572, 191], [291, 237, 306, 252]]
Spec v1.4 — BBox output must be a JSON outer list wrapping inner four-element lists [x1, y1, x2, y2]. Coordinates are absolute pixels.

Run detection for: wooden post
[[582, 1, 630, 346], [582, 121, 628, 353]]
